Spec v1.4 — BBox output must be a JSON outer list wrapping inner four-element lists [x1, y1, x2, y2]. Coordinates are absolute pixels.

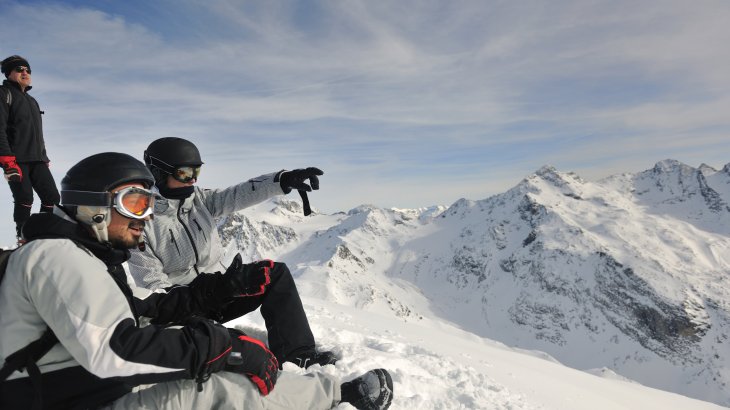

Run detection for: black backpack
[[0, 246, 58, 410], [1, 85, 11, 107]]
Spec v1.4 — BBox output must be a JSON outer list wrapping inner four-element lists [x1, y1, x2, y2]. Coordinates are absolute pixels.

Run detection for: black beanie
[[1, 55, 30, 77]]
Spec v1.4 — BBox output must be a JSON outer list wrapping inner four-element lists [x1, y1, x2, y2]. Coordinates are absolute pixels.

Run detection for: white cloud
[[1, 0, 729, 243]]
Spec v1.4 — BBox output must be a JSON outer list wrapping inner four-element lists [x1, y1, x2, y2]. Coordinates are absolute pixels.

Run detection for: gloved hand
[[0, 156, 22, 182], [224, 254, 273, 297], [226, 329, 279, 395], [276, 167, 323, 194]]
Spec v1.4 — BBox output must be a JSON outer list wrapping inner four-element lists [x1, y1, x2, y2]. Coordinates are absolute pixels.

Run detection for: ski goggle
[[112, 186, 155, 219], [61, 186, 154, 220], [171, 166, 201, 183]]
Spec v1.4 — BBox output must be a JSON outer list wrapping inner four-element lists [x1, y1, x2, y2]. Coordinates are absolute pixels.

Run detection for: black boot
[[287, 349, 338, 368], [15, 223, 26, 247], [340, 369, 393, 410]]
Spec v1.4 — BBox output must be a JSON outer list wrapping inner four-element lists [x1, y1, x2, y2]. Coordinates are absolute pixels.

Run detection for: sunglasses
[[112, 186, 154, 219], [13, 66, 31, 74], [171, 166, 201, 183]]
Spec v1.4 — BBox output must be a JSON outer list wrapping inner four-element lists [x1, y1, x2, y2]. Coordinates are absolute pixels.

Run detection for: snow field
[[227, 299, 724, 409]]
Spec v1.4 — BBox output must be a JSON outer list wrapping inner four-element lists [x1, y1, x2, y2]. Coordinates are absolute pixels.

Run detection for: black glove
[[226, 329, 279, 395], [224, 254, 272, 297], [276, 167, 323, 194]]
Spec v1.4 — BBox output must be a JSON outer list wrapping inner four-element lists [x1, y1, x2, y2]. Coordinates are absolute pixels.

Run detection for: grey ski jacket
[[128, 172, 285, 290]]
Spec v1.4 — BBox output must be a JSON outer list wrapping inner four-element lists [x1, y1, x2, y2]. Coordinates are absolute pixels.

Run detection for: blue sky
[[1, 0, 730, 242]]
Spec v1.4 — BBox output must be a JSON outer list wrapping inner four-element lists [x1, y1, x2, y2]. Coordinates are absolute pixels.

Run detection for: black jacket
[[0, 80, 49, 162]]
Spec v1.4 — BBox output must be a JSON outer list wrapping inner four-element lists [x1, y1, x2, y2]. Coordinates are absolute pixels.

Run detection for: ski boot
[[340, 368, 393, 410], [288, 349, 338, 368]]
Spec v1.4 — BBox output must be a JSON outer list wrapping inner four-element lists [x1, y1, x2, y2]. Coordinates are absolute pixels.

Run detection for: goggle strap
[[145, 153, 176, 173], [61, 190, 111, 207]]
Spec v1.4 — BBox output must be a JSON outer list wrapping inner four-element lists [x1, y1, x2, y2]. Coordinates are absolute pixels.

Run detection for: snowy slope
[[228, 298, 724, 410], [220, 159, 730, 408]]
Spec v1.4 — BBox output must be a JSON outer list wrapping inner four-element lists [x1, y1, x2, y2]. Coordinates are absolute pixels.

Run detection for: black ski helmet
[[143, 137, 203, 184], [62, 152, 155, 195], [60, 152, 155, 243]]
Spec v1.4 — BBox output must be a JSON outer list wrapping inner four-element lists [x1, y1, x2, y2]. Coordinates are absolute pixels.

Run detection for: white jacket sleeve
[[199, 171, 285, 218]]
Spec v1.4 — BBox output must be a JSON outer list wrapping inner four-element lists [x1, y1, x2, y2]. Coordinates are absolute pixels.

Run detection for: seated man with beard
[[0, 152, 393, 410]]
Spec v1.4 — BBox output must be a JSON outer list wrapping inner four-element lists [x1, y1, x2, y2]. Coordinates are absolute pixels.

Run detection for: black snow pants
[[219, 262, 316, 363], [7, 161, 60, 236]]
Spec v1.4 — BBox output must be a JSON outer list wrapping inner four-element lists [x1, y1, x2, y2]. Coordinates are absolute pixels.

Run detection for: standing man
[[0, 152, 393, 410], [0, 55, 60, 242], [128, 137, 337, 369]]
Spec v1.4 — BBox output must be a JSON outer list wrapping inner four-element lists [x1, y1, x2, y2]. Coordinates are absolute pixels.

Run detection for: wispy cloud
[[0, 0, 729, 242]]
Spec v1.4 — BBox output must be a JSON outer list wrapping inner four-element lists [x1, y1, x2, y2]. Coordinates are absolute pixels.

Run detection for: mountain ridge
[[218, 159, 730, 406]]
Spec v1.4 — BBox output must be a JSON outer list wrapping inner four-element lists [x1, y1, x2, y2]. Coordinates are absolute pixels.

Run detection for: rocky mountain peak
[[698, 163, 718, 175], [651, 158, 691, 173]]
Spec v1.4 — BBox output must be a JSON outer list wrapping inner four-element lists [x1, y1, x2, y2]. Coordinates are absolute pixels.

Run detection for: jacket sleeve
[[24, 240, 232, 384], [0, 87, 13, 156], [199, 171, 285, 218]]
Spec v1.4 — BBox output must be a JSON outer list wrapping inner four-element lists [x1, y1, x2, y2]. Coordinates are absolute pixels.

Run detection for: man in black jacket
[[0, 55, 60, 242], [0, 152, 393, 410]]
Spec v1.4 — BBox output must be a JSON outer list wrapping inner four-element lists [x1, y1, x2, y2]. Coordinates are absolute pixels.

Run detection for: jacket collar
[[2, 79, 32, 93], [152, 185, 197, 213]]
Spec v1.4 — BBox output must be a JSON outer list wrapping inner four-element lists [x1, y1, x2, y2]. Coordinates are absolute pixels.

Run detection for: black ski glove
[[226, 329, 279, 396], [276, 167, 323, 216], [224, 254, 272, 297], [276, 167, 323, 194]]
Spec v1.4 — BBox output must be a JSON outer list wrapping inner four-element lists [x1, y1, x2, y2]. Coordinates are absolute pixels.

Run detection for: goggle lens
[[173, 166, 201, 183], [121, 192, 151, 216], [113, 187, 154, 219]]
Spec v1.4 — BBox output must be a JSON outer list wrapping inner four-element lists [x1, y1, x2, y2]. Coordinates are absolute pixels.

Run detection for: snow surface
[[229, 299, 723, 409]]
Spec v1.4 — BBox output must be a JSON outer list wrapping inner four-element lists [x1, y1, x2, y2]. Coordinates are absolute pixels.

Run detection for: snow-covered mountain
[[219, 159, 730, 408]]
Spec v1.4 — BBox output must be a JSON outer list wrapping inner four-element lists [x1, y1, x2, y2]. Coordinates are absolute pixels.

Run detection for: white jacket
[[0, 210, 231, 387], [128, 172, 285, 289]]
